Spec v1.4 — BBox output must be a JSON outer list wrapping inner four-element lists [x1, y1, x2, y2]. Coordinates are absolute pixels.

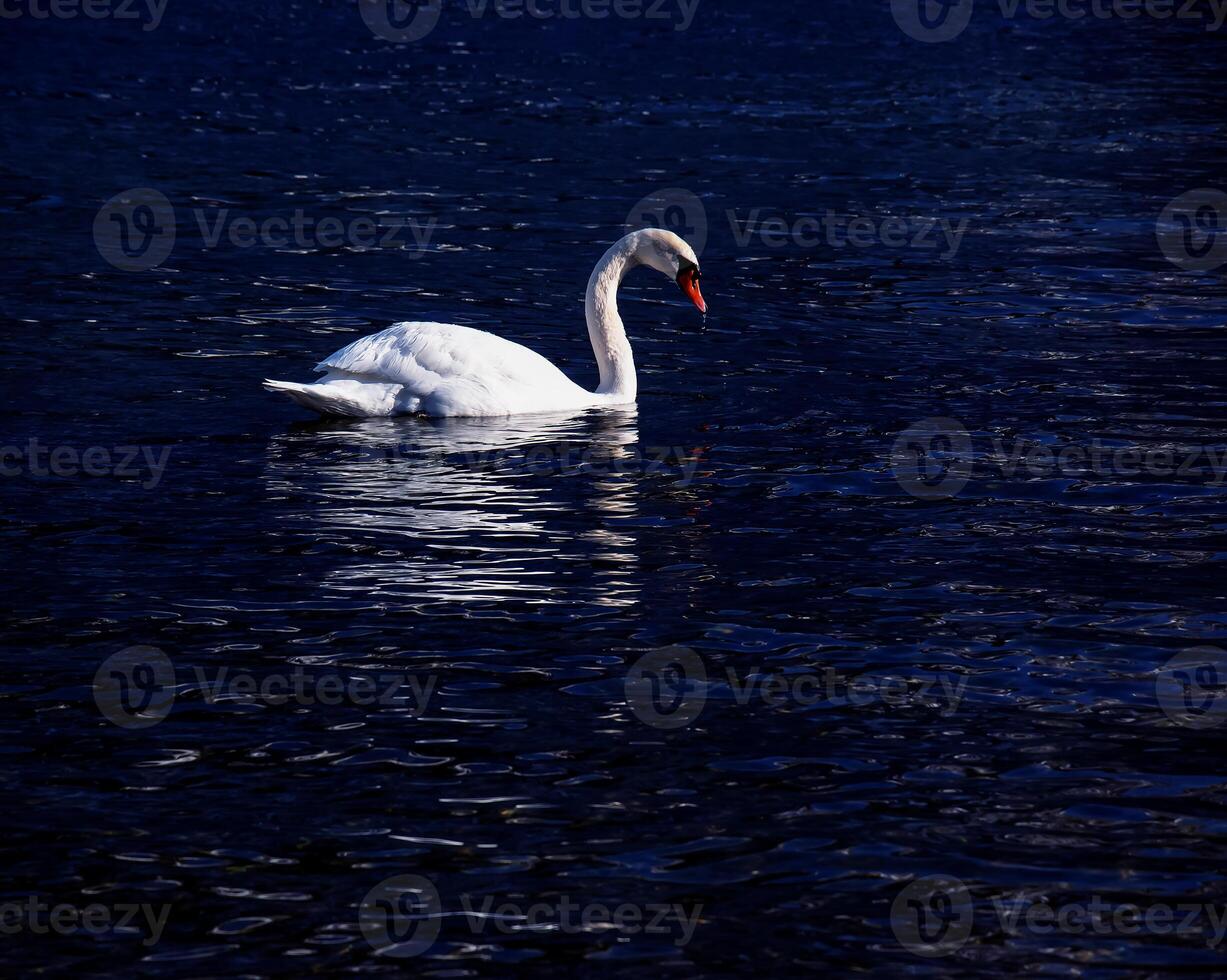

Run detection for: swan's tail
[[263, 379, 407, 418]]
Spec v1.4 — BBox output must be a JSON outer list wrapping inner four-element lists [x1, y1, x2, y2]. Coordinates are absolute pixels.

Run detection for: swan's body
[[264, 229, 706, 418], [266, 321, 605, 418]]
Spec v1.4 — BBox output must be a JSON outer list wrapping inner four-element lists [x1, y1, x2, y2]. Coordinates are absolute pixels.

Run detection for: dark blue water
[[5, 1, 1227, 974]]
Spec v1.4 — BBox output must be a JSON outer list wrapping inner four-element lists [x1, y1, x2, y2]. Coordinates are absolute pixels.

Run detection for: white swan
[[263, 228, 706, 418]]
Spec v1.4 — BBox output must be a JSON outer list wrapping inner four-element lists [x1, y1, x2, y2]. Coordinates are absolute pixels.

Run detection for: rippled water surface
[[4, 2, 1227, 975]]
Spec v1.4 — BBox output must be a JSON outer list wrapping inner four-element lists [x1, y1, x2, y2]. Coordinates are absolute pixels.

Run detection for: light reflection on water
[[5, 2, 1227, 975], [264, 409, 644, 608]]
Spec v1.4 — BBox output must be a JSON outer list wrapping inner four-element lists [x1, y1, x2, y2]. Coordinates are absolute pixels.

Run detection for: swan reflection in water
[[263, 408, 645, 610]]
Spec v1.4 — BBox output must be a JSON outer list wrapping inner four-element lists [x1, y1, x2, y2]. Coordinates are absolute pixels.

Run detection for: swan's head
[[627, 228, 707, 315]]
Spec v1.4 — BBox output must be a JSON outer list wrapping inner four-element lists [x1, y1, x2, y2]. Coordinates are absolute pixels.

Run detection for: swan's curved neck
[[585, 239, 640, 401]]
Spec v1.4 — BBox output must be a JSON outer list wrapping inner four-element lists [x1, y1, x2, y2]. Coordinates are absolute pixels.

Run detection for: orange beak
[[677, 266, 707, 314]]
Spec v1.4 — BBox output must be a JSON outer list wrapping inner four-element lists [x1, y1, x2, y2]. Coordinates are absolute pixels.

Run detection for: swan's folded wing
[[312, 321, 597, 417], [315, 321, 565, 390]]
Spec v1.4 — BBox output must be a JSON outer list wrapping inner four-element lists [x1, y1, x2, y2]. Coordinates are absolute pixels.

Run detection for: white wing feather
[[300, 321, 599, 417]]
